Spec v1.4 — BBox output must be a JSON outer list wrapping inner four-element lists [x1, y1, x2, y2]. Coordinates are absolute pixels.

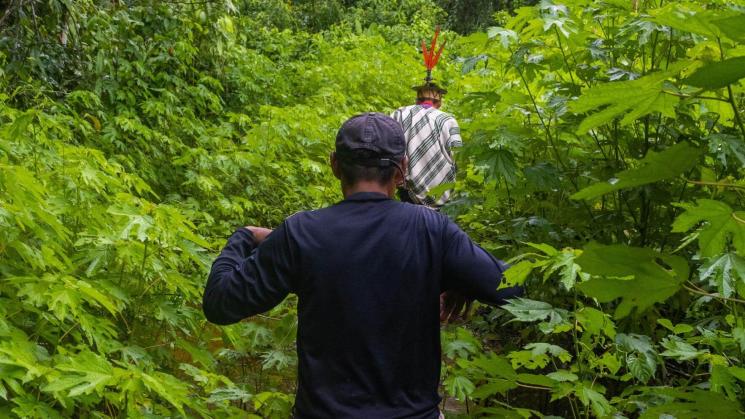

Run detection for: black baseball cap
[[335, 113, 405, 166]]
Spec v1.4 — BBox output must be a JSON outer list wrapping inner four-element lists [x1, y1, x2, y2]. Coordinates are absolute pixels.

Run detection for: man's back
[[203, 113, 518, 419], [288, 192, 445, 418], [391, 105, 462, 206], [204, 192, 510, 418]]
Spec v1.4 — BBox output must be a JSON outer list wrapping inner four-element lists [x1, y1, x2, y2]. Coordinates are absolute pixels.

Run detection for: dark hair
[[337, 149, 397, 185], [415, 86, 443, 104]]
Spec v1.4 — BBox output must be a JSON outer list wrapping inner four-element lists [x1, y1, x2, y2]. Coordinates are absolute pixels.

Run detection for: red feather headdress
[[416, 26, 447, 93]]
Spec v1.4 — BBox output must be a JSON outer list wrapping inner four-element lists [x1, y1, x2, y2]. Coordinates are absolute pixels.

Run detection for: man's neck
[[342, 180, 395, 198], [418, 100, 434, 108]]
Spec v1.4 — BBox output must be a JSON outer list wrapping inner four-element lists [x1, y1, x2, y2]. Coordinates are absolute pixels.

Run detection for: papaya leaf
[[503, 260, 540, 286], [570, 63, 685, 133], [576, 307, 616, 338], [712, 14, 745, 42], [43, 351, 116, 397], [445, 375, 475, 400], [684, 56, 745, 89], [672, 199, 745, 257], [141, 371, 190, 415], [487, 26, 518, 48], [571, 142, 703, 201], [576, 243, 687, 319], [471, 380, 517, 399], [708, 133, 745, 168], [575, 383, 613, 418], [660, 336, 708, 361], [501, 298, 569, 323], [648, 6, 722, 38], [699, 253, 745, 298]]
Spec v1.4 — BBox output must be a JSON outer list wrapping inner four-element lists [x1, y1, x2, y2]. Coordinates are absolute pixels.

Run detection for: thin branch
[[686, 179, 745, 190], [684, 282, 745, 304], [661, 90, 730, 103]]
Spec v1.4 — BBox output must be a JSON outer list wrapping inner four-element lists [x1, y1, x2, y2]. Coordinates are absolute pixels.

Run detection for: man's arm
[[441, 219, 522, 306], [445, 117, 463, 148], [203, 223, 297, 325]]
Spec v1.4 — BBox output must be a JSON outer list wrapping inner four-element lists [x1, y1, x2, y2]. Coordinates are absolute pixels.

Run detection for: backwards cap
[[335, 113, 405, 166]]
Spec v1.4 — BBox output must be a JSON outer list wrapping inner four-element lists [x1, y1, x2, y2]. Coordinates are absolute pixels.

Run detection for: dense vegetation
[[1, 0, 744, 417]]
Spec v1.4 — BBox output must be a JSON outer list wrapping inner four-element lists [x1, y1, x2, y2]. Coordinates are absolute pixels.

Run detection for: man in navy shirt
[[203, 113, 521, 418]]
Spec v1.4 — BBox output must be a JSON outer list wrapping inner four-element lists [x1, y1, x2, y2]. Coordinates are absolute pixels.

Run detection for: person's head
[[414, 84, 446, 109], [331, 113, 407, 196]]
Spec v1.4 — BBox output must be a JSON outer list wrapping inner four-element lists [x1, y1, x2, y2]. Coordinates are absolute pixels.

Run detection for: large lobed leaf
[[576, 244, 688, 319], [571, 142, 703, 201], [570, 63, 685, 133], [684, 56, 745, 90], [672, 199, 745, 257]]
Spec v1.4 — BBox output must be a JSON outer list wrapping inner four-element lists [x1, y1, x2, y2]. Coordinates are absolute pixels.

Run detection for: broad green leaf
[[207, 387, 252, 403], [524, 342, 572, 363], [576, 307, 616, 338], [547, 370, 578, 382], [575, 383, 613, 418], [648, 5, 722, 38], [672, 199, 745, 257], [509, 350, 550, 369], [470, 380, 518, 399], [657, 319, 694, 335], [684, 56, 745, 89], [699, 253, 745, 298], [516, 373, 556, 387], [501, 298, 568, 323], [660, 336, 708, 361], [503, 260, 538, 286], [639, 387, 742, 418], [571, 142, 704, 201], [708, 133, 745, 168], [525, 242, 559, 256], [576, 244, 687, 318], [43, 351, 115, 397], [141, 371, 189, 415], [446, 375, 475, 400], [570, 64, 685, 133], [712, 14, 745, 42], [543, 249, 583, 290], [488, 26, 519, 47], [616, 334, 658, 383]]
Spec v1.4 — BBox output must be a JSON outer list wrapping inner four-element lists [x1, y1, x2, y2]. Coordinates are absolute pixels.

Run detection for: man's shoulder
[[398, 201, 453, 225]]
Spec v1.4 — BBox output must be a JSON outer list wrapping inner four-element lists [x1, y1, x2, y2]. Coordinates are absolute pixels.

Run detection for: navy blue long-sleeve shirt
[[203, 192, 521, 418]]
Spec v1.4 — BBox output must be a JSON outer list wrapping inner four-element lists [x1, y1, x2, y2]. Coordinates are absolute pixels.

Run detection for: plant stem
[[684, 282, 745, 304], [686, 180, 745, 190]]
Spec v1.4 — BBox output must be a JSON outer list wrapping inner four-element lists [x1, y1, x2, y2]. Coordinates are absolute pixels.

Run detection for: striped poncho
[[391, 104, 462, 206]]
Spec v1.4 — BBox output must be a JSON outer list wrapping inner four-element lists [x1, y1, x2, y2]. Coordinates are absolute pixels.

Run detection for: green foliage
[[673, 199, 745, 257], [576, 243, 688, 318], [685, 56, 745, 89], [570, 65, 683, 133], [571, 142, 704, 201], [2, 0, 745, 417]]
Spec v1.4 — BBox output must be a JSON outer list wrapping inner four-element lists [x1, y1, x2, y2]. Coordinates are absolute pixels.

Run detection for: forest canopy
[[1, 0, 745, 417]]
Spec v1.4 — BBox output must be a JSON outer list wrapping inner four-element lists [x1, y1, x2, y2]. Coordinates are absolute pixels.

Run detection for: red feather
[[429, 27, 439, 64], [421, 26, 445, 71], [421, 39, 430, 68], [431, 38, 446, 68]]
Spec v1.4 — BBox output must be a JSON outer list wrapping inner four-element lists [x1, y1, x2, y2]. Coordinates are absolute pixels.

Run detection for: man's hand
[[439, 291, 473, 324], [245, 226, 273, 244]]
